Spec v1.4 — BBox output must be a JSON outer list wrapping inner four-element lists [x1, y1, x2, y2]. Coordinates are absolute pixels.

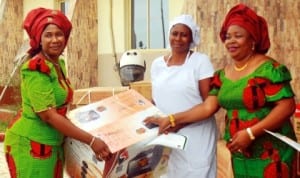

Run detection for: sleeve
[[209, 70, 223, 96], [150, 56, 162, 81], [255, 60, 295, 102], [195, 53, 215, 80], [22, 68, 57, 112]]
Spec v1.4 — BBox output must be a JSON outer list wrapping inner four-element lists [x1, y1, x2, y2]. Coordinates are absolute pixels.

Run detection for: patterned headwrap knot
[[23, 7, 72, 56], [220, 3, 270, 54]]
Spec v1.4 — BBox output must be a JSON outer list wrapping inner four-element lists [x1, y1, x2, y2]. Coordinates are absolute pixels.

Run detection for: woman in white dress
[[150, 14, 217, 178]]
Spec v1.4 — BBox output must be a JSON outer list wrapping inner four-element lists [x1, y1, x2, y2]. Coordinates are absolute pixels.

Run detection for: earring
[[252, 43, 255, 51]]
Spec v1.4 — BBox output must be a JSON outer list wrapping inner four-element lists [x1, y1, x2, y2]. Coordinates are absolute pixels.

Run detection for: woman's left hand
[[227, 129, 252, 153]]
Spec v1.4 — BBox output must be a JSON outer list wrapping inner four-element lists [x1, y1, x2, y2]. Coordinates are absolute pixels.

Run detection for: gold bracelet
[[246, 128, 255, 140], [89, 136, 96, 147], [168, 114, 176, 127]]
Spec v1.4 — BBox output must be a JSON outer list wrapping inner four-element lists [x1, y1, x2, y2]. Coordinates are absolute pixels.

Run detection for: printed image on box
[[103, 143, 171, 178], [65, 138, 105, 177]]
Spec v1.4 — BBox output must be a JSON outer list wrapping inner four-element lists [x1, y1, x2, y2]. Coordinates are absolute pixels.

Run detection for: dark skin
[[144, 25, 296, 153], [38, 24, 111, 161], [150, 23, 212, 132]]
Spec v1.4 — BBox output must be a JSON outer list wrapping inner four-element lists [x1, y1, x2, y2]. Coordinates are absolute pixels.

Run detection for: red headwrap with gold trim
[[220, 4, 270, 54], [23, 7, 72, 56]]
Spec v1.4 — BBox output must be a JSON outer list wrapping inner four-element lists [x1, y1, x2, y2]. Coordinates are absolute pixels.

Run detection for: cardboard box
[[65, 138, 171, 178], [65, 89, 186, 178], [294, 118, 300, 142], [72, 87, 129, 105], [129, 81, 152, 101], [293, 104, 300, 141], [293, 104, 300, 176], [217, 140, 234, 178]]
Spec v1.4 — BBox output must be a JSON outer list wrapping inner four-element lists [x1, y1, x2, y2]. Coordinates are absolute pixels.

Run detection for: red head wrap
[[220, 4, 270, 54], [23, 7, 72, 56]]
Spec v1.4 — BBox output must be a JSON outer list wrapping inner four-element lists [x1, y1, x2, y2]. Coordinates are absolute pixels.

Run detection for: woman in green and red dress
[[144, 3, 297, 178], [4, 8, 111, 178]]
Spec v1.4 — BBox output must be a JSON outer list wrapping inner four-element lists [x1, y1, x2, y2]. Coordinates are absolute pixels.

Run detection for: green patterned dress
[[4, 53, 73, 178], [210, 59, 296, 178]]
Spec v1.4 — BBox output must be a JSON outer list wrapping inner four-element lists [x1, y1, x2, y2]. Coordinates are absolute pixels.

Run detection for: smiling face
[[40, 24, 66, 59], [224, 25, 254, 61], [169, 24, 192, 53]]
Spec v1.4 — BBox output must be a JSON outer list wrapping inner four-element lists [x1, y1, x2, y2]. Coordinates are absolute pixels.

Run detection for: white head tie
[[169, 14, 200, 48]]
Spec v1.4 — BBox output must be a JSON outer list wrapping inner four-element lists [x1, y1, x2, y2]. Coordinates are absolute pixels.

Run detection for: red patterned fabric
[[260, 141, 274, 159], [243, 78, 266, 111], [30, 140, 53, 159], [62, 78, 73, 104], [210, 72, 222, 88], [229, 115, 259, 137], [264, 161, 289, 178], [28, 56, 51, 74], [54, 159, 63, 178], [5, 146, 16, 178], [56, 107, 67, 116]]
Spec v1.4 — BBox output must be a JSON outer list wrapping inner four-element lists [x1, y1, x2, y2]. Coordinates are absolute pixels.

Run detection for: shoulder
[[24, 54, 51, 75], [188, 52, 213, 69], [210, 69, 224, 90], [151, 55, 165, 67], [152, 55, 165, 62], [255, 58, 292, 82], [190, 52, 212, 63], [191, 51, 210, 59]]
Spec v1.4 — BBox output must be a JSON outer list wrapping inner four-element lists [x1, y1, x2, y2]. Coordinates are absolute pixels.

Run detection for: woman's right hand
[[90, 137, 112, 161], [143, 115, 171, 134]]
